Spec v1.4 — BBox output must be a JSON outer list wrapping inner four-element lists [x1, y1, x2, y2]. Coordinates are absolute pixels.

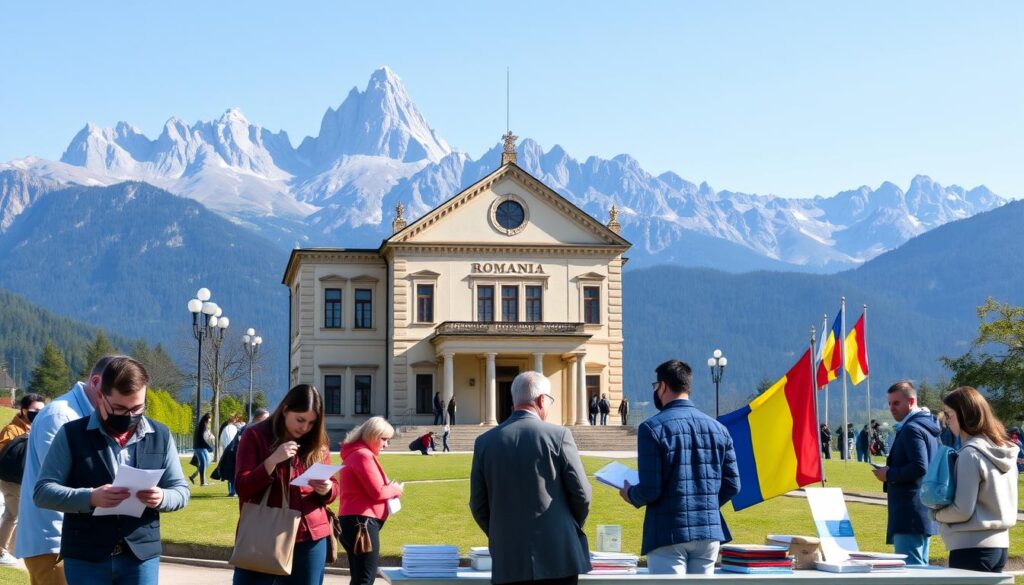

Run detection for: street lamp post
[[208, 310, 229, 460], [708, 349, 728, 418], [188, 288, 218, 433], [242, 328, 263, 423]]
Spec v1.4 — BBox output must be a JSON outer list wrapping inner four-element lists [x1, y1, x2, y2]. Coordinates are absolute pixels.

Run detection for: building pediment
[[384, 163, 630, 251]]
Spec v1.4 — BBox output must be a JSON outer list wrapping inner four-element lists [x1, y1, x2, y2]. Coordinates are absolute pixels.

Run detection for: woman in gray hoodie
[[935, 386, 1019, 573]]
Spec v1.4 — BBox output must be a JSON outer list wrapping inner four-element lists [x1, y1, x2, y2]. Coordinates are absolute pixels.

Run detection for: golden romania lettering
[[470, 263, 545, 274]]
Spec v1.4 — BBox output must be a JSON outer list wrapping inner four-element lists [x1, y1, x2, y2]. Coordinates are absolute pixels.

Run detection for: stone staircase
[[384, 424, 638, 453]]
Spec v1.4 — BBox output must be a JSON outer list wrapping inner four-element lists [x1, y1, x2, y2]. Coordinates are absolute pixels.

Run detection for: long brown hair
[[269, 384, 329, 469], [943, 386, 1012, 447]]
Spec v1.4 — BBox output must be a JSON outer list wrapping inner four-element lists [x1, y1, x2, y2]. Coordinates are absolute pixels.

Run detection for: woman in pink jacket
[[338, 417, 404, 585]]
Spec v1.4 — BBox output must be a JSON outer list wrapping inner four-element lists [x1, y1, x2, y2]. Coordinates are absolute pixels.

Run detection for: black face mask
[[653, 387, 665, 411], [26, 410, 39, 424], [105, 413, 143, 434]]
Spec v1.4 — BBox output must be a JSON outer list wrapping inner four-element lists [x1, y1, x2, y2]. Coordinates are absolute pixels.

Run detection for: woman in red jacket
[[233, 384, 339, 585], [339, 416, 404, 585]]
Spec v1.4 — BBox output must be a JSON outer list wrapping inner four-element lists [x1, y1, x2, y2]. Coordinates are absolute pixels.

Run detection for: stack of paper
[[847, 552, 907, 572], [719, 544, 794, 574], [589, 551, 639, 574], [594, 461, 639, 489], [468, 547, 491, 571], [400, 545, 461, 577]]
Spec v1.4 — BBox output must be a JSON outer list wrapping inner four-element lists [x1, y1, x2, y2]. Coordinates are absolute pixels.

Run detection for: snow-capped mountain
[[0, 67, 1007, 270]]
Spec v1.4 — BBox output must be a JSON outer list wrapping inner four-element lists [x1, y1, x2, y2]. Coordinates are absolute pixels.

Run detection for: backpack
[[920, 444, 958, 509], [0, 435, 29, 484]]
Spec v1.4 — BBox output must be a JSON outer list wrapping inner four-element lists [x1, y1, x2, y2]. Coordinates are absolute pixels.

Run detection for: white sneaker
[[0, 551, 18, 566]]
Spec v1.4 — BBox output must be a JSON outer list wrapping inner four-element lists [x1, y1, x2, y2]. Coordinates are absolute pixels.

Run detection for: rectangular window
[[416, 284, 435, 323], [354, 289, 373, 329], [324, 375, 342, 415], [583, 286, 601, 324], [477, 286, 495, 322], [586, 375, 601, 401], [525, 286, 543, 322], [501, 285, 519, 322], [415, 374, 434, 414], [324, 288, 342, 328], [354, 375, 372, 414]]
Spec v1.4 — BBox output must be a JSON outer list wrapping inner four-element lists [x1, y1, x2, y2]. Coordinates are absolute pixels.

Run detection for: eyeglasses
[[102, 394, 146, 417], [544, 393, 556, 405], [651, 381, 661, 391]]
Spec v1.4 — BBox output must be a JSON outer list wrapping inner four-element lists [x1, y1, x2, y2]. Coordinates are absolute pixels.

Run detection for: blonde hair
[[344, 416, 395, 446]]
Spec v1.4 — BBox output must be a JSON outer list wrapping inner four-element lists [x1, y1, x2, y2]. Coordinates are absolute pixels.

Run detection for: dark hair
[[198, 413, 212, 430], [943, 386, 1012, 447], [655, 360, 692, 394], [90, 354, 123, 377], [19, 393, 44, 410], [100, 356, 149, 396], [270, 384, 329, 470], [254, 407, 269, 418], [887, 380, 916, 398]]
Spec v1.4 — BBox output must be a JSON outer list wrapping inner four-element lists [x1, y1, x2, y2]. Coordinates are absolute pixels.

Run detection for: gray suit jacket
[[470, 410, 592, 584]]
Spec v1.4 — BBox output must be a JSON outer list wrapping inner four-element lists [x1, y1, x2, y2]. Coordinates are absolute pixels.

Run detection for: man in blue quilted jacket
[[619, 359, 740, 574]]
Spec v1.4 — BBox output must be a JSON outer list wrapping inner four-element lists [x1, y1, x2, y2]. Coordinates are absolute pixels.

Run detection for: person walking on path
[[447, 397, 457, 426], [618, 397, 630, 426], [339, 417, 404, 585], [0, 393, 45, 566], [588, 395, 599, 426], [872, 380, 940, 566], [935, 386, 1018, 573], [189, 413, 214, 487], [33, 356, 190, 584], [620, 359, 740, 574], [598, 394, 610, 426], [442, 425, 451, 453], [18, 355, 115, 585], [470, 371, 592, 585], [232, 384, 339, 585]]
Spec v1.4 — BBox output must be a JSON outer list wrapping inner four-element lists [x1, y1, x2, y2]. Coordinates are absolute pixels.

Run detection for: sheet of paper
[[290, 463, 343, 487], [93, 465, 165, 518], [594, 461, 639, 489], [388, 497, 402, 514], [805, 487, 859, 562]]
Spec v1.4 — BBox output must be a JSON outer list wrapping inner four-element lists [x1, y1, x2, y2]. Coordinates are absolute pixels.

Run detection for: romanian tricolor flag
[[721, 349, 822, 511], [815, 310, 843, 388], [845, 314, 869, 385]]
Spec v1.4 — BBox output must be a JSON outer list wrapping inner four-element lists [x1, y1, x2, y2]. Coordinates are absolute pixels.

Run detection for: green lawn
[[162, 453, 1024, 565], [0, 566, 28, 584], [0, 406, 16, 423]]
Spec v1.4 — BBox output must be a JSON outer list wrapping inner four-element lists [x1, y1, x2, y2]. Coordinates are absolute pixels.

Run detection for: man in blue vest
[[34, 356, 190, 584]]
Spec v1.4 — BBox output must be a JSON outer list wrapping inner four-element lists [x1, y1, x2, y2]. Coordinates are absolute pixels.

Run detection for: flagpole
[[864, 303, 872, 459], [841, 297, 849, 467], [810, 324, 826, 485], [820, 313, 829, 430]]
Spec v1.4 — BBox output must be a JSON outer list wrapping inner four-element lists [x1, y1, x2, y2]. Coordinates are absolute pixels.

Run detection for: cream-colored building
[[282, 135, 630, 430]]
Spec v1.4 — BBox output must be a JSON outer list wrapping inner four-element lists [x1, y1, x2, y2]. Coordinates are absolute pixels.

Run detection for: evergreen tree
[[79, 331, 118, 378], [28, 341, 72, 398]]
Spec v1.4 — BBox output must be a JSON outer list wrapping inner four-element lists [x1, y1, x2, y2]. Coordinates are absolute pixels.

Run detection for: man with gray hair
[[470, 371, 592, 585]]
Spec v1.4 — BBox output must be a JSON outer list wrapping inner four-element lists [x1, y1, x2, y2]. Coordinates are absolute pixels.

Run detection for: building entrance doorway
[[496, 366, 520, 423]]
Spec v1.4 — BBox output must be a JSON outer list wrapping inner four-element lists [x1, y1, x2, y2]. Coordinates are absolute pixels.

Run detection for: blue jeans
[[233, 537, 327, 585], [893, 533, 931, 566], [64, 553, 159, 585], [194, 448, 210, 484], [856, 447, 870, 462], [227, 480, 236, 497]]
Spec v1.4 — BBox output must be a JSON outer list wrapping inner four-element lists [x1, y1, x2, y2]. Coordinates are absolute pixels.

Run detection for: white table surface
[[381, 566, 1013, 585]]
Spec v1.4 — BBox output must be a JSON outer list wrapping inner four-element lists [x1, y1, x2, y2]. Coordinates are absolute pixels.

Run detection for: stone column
[[533, 352, 544, 374], [485, 353, 497, 425], [573, 354, 589, 424], [443, 352, 455, 422], [574, 354, 588, 425]]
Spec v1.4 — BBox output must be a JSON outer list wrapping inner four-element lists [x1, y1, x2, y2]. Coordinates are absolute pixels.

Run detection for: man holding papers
[[470, 371, 592, 585], [34, 356, 189, 584], [618, 359, 740, 575]]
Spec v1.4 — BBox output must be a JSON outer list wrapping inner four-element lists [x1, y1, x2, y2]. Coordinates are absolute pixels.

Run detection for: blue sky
[[1, 1, 1021, 198]]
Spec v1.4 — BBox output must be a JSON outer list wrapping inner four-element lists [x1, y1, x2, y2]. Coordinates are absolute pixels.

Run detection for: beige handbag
[[229, 474, 302, 575]]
